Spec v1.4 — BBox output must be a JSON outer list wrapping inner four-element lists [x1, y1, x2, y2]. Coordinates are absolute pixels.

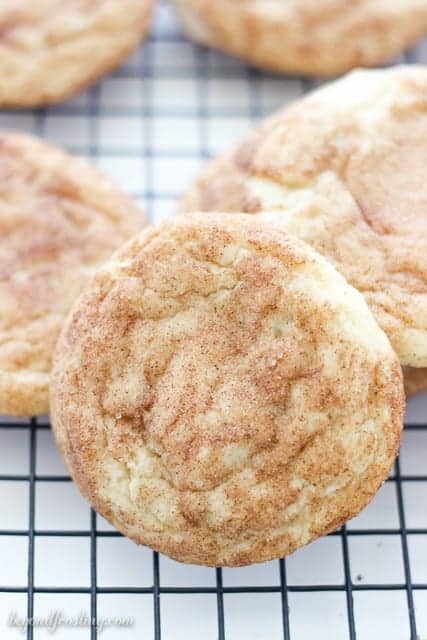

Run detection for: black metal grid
[[0, 3, 426, 639], [0, 420, 427, 640]]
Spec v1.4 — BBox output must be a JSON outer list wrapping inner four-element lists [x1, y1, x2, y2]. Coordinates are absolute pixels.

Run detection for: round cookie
[[51, 213, 403, 567], [0, 132, 144, 416], [403, 368, 427, 398], [0, 0, 154, 107], [180, 66, 427, 368], [171, 0, 427, 76]]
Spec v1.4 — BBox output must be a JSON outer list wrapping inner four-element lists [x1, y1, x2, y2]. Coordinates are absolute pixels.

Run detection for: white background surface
[[0, 2, 426, 639]]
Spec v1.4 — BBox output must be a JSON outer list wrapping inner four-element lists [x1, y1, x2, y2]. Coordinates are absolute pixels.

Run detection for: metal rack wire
[[1, 422, 426, 640], [0, 3, 426, 639]]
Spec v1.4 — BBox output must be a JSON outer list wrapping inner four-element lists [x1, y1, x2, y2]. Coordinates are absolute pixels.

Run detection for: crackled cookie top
[[0, 132, 144, 416], [51, 213, 403, 566], [181, 66, 427, 367], [172, 0, 427, 75], [0, 0, 154, 106]]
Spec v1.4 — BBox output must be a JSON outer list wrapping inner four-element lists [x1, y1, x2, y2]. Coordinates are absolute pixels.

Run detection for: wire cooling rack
[[0, 3, 426, 639]]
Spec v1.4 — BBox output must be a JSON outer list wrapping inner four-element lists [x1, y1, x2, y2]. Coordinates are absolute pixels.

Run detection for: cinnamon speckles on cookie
[[0, 132, 145, 416], [51, 213, 404, 566], [180, 66, 427, 368], [171, 0, 427, 75], [0, 0, 154, 106]]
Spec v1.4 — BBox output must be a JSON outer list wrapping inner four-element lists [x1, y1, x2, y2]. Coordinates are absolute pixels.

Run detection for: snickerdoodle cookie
[[180, 66, 427, 368], [0, 0, 154, 107], [171, 0, 427, 76], [0, 132, 144, 416], [51, 213, 403, 566]]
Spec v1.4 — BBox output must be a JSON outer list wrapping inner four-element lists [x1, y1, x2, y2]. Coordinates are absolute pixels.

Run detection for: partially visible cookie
[[171, 0, 427, 76], [404, 368, 427, 398], [51, 213, 403, 567], [0, 132, 145, 416], [0, 0, 154, 107], [180, 66, 427, 368]]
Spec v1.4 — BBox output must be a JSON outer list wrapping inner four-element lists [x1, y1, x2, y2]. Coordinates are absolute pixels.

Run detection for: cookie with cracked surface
[[0, 0, 154, 107], [0, 132, 145, 416], [403, 367, 427, 398], [171, 0, 427, 76], [51, 213, 404, 566], [180, 66, 427, 368]]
